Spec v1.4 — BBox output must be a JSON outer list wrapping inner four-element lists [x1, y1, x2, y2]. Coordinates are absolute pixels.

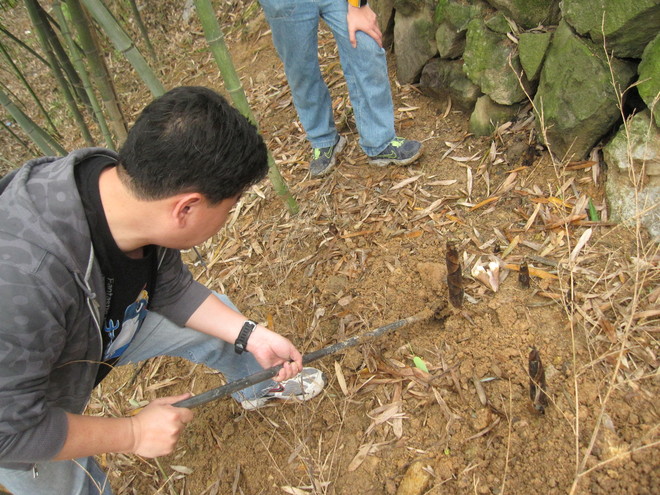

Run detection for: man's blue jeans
[[0, 294, 274, 495], [259, 0, 396, 155]]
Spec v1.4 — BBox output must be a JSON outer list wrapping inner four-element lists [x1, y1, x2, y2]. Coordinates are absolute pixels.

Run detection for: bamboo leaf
[[412, 356, 428, 373]]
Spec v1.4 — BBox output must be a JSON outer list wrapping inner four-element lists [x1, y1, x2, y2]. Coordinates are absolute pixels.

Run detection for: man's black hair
[[118, 86, 268, 204]]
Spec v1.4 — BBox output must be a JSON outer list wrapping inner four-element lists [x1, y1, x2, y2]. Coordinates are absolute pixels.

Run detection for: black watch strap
[[234, 320, 257, 354]]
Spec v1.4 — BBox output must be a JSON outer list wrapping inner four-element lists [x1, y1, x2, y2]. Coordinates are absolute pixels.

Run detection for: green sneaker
[[369, 137, 422, 167], [309, 135, 346, 178]]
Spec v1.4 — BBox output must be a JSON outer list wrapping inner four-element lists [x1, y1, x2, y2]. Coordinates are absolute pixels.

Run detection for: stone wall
[[371, 0, 659, 240]]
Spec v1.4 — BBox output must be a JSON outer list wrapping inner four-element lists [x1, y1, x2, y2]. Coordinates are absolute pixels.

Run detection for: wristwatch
[[234, 320, 257, 354], [348, 0, 368, 7]]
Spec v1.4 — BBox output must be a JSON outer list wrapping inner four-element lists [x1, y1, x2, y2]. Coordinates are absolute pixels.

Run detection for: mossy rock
[[562, 0, 660, 58], [533, 21, 636, 159], [463, 17, 529, 105], [469, 95, 522, 136], [638, 33, 660, 127], [485, 0, 561, 29], [519, 31, 553, 81]]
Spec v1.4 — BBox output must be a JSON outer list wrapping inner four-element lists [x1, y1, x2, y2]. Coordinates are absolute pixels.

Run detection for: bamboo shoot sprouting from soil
[[519, 259, 530, 288], [446, 240, 464, 308], [0, 88, 66, 155], [80, 0, 165, 97], [25, 0, 94, 146], [66, 0, 127, 143], [53, 2, 114, 149], [528, 347, 548, 414], [193, 0, 299, 214]]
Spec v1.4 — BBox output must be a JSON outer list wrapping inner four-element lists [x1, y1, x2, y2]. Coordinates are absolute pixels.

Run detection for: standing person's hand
[[347, 5, 383, 48], [247, 325, 303, 381], [130, 393, 194, 457]]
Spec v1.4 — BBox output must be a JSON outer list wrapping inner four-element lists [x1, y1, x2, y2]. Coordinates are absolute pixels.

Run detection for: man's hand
[[184, 294, 304, 381], [347, 5, 382, 48], [247, 325, 303, 381], [130, 393, 194, 458]]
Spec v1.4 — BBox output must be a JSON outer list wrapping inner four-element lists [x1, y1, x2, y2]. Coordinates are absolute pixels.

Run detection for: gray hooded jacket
[[0, 148, 211, 469]]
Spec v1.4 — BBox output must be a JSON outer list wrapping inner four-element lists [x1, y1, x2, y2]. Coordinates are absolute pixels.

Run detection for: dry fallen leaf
[[334, 360, 349, 396], [347, 441, 375, 472]]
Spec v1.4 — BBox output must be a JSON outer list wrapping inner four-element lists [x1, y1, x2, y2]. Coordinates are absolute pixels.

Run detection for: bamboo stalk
[[66, 0, 127, 143], [0, 88, 66, 155], [35, 1, 91, 111], [53, 2, 114, 149], [80, 0, 165, 97], [0, 22, 51, 67], [0, 39, 59, 136], [125, 0, 157, 63], [0, 81, 23, 106], [24, 0, 94, 146], [193, 0, 299, 214], [1, 119, 34, 154]]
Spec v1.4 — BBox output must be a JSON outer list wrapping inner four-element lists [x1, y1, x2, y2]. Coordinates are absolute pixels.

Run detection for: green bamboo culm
[[53, 2, 115, 149], [80, 0, 164, 97], [0, 22, 51, 68], [125, 0, 157, 63], [1, 119, 33, 155], [0, 88, 67, 156], [66, 0, 127, 143], [193, 0, 298, 214], [24, 0, 95, 146], [35, 2, 91, 112], [0, 40, 59, 137]]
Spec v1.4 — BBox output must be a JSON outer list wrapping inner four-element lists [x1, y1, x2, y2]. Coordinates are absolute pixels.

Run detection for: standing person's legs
[[258, 0, 339, 149], [320, 0, 396, 156], [116, 294, 277, 402], [0, 456, 112, 495]]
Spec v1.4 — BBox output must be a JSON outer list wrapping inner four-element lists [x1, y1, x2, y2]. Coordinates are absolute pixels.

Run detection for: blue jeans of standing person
[[0, 294, 272, 495], [259, 0, 396, 156]]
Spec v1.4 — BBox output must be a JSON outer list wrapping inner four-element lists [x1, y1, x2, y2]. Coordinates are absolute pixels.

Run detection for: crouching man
[[0, 86, 325, 495]]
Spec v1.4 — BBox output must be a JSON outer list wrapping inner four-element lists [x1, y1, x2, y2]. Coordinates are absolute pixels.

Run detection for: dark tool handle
[[173, 308, 432, 409]]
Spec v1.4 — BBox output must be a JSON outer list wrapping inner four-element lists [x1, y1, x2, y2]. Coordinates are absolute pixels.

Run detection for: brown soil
[[2, 2, 658, 495]]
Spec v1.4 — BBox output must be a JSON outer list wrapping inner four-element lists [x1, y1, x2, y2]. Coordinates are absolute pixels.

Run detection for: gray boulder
[[637, 33, 660, 127], [435, 21, 466, 59], [419, 58, 482, 111], [604, 111, 660, 241], [394, 3, 438, 83], [533, 21, 635, 160], [370, 0, 396, 48], [484, 0, 561, 29], [463, 17, 530, 105], [562, 0, 660, 59], [469, 95, 522, 136]]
